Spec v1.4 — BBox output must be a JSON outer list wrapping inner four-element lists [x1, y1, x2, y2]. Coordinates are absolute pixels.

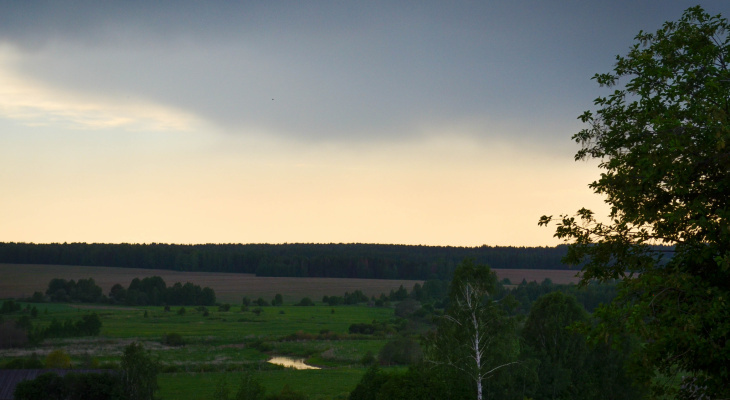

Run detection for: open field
[[0, 263, 580, 303], [0, 301, 402, 400], [0, 264, 423, 304]]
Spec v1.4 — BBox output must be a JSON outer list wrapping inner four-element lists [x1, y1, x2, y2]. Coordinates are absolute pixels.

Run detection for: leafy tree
[[14, 372, 67, 400], [120, 342, 159, 400], [539, 6, 730, 397], [378, 336, 423, 366], [424, 259, 518, 400], [295, 297, 314, 306], [272, 293, 284, 306], [348, 364, 388, 400], [521, 292, 590, 400], [233, 371, 266, 400], [0, 299, 20, 314]]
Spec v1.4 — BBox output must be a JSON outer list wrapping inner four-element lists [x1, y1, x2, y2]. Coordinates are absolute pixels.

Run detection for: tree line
[[0, 242, 576, 280], [34, 276, 216, 306]]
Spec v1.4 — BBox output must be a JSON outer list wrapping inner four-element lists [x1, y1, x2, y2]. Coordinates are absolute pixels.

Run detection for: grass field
[[0, 301, 401, 400], [0, 263, 580, 303], [0, 263, 580, 399]]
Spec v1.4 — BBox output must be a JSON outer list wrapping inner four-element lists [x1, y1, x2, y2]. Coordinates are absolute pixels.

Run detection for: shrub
[[0, 300, 20, 314], [163, 332, 185, 347], [295, 297, 314, 306], [378, 337, 422, 366], [267, 384, 308, 400], [45, 349, 72, 368], [394, 299, 421, 318]]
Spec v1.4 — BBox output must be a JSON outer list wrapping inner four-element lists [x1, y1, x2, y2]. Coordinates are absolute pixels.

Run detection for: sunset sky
[[1, 1, 726, 246]]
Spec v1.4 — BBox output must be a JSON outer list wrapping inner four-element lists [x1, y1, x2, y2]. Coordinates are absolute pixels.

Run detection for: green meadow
[[0, 301, 402, 400]]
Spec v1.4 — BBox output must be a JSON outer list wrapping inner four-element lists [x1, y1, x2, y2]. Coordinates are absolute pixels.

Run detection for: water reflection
[[268, 356, 320, 370]]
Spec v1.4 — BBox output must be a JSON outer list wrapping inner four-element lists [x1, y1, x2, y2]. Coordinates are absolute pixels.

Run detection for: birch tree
[[425, 259, 518, 400]]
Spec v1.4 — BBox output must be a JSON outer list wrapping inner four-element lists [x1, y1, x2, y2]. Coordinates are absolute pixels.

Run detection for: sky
[[1, 1, 726, 247]]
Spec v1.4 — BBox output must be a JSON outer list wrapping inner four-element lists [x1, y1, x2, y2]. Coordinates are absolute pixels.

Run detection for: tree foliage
[[120, 342, 159, 400], [425, 260, 518, 400], [540, 6, 730, 397]]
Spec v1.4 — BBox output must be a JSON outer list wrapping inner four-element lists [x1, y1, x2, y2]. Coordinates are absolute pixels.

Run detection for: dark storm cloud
[[1, 1, 725, 142]]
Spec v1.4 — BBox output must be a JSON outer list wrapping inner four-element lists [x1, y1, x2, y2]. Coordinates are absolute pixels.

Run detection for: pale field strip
[[0, 263, 580, 303]]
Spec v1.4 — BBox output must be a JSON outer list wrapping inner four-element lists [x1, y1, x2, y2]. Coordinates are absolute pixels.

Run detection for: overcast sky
[[1, 1, 726, 246]]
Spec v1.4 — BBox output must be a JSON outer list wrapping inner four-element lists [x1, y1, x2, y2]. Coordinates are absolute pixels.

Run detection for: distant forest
[[0, 242, 575, 280]]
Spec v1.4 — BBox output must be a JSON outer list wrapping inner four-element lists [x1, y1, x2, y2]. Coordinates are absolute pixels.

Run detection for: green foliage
[[394, 299, 421, 318], [0, 242, 573, 280], [377, 336, 422, 366], [212, 375, 231, 400], [349, 364, 470, 400], [46, 278, 103, 303], [121, 342, 159, 400], [348, 365, 388, 400], [272, 293, 284, 306], [14, 371, 123, 400], [265, 384, 309, 400], [520, 292, 640, 400], [295, 297, 314, 306], [233, 371, 266, 400], [425, 259, 518, 400], [0, 299, 21, 314], [14, 372, 68, 400], [163, 332, 185, 347], [3, 356, 43, 369], [540, 6, 730, 397], [45, 349, 72, 368]]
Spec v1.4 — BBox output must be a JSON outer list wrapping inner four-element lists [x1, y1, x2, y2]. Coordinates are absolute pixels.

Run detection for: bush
[[45, 349, 72, 368], [121, 342, 159, 400], [14, 372, 67, 400], [295, 297, 314, 306], [163, 332, 185, 347], [267, 384, 309, 400], [378, 337, 422, 366], [0, 300, 20, 314], [394, 299, 421, 318], [349, 323, 376, 335], [14, 371, 123, 400]]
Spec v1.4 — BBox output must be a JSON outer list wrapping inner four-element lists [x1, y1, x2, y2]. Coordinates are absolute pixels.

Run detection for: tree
[[425, 259, 518, 400], [521, 292, 589, 400], [233, 371, 266, 400], [120, 342, 159, 400], [539, 6, 730, 397]]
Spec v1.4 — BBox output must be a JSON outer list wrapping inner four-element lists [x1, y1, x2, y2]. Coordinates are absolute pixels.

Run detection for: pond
[[268, 356, 320, 370]]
